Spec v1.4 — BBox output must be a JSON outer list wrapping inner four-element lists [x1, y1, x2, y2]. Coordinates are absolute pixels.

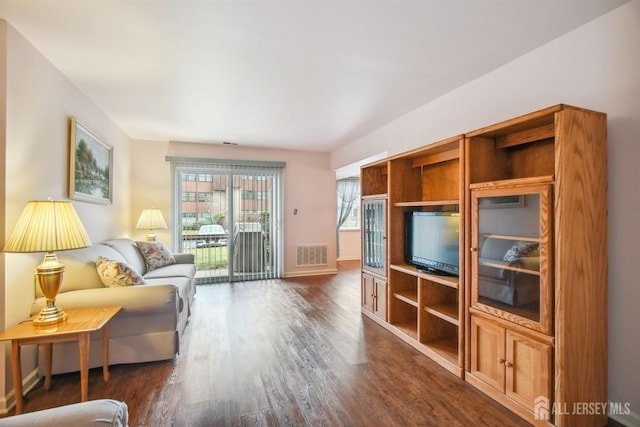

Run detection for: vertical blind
[[167, 157, 285, 283]]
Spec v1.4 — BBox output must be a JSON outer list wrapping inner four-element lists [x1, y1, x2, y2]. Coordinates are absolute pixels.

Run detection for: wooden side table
[[0, 305, 121, 414]]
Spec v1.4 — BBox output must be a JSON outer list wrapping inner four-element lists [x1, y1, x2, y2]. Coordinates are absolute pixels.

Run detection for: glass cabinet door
[[470, 183, 552, 334], [362, 197, 387, 275]]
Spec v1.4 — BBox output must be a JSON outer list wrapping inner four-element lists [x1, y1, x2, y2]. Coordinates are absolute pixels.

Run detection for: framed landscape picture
[[69, 117, 113, 204]]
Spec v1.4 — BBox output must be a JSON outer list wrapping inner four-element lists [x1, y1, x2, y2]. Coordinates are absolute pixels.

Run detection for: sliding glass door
[[170, 159, 284, 284]]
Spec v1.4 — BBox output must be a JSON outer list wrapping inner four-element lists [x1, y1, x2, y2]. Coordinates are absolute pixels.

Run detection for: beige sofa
[[0, 399, 128, 426], [477, 237, 540, 307], [30, 238, 196, 375]]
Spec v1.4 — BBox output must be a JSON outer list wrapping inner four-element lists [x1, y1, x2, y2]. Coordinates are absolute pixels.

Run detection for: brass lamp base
[[33, 304, 68, 326], [145, 232, 157, 241], [33, 252, 68, 326]]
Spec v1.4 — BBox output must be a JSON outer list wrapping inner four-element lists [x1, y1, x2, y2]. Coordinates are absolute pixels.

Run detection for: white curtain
[[336, 177, 360, 257]]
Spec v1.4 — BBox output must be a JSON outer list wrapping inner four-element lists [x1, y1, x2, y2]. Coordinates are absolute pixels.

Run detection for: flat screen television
[[404, 211, 460, 276]]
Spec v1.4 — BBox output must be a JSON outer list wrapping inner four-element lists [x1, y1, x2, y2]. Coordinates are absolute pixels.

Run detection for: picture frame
[[69, 117, 113, 204]]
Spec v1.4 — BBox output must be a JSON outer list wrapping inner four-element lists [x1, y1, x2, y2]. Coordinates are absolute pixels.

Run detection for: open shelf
[[361, 134, 465, 381], [424, 336, 459, 365], [393, 290, 418, 307], [424, 304, 459, 325], [391, 263, 459, 289], [392, 322, 417, 339]]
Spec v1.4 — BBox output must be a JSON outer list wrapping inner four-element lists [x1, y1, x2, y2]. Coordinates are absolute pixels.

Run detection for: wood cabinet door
[[362, 274, 375, 313], [470, 183, 553, 335], [505, 329, 552, 413], [362, 197, 387, 276], [374, 278, 387, 320], [470, 316, 505, 392]]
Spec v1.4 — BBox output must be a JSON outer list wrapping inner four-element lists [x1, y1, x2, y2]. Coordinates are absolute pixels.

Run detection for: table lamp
[[135, 208, 167, 241], [3, 199, 91, 325]]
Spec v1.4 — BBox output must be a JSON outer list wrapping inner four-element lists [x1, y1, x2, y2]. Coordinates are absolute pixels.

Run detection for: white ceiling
[[0, 0, 627, 152]]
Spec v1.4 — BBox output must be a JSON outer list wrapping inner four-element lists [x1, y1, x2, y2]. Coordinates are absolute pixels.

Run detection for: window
[[170, 157, 285, 284], [198, 212, 212, 222], [341, 204, 360, 229], [337, 178, 360, 230]]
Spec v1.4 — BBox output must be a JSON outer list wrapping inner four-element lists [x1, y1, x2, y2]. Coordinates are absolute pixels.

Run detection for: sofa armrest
[[173, 253, 194, 264], [31, 284, 179, 316], [0, 399, 128, 427]]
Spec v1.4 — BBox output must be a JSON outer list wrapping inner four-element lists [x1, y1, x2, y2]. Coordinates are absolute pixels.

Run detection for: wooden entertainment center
[[360, 105, 607, 426]]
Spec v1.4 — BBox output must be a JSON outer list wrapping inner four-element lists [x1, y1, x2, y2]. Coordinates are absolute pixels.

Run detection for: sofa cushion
[[102, 239, 148, 275], [32, 284, 180, 316], [143, 263, 196, 280], [136, 241, 176, 271], [96, 256, 146, 287]]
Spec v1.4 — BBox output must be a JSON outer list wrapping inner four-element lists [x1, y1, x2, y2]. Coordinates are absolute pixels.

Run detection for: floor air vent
[[296, 245, 328, 266]]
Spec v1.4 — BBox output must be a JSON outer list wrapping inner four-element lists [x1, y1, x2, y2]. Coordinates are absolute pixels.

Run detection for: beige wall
[[330, 1, 640, 422], [129, 140, 172, 244], [0, 21, 132, 409], [338, 229, 360, 261], [130, 140, 338, 276]]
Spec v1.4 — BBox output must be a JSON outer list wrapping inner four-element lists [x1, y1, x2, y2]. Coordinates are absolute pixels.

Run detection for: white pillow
[[95, 256, 146, 287]]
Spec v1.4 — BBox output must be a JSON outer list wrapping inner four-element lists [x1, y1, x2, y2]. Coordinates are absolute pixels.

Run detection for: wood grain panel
[[554, 107, 608, 427], [360, 163, 388, 196], [468, 136, 510, 184], [496, 123, 555, 149], [421, 159, 460, 201], [505, 330, 552, 414], [470, 315, 505, 392]]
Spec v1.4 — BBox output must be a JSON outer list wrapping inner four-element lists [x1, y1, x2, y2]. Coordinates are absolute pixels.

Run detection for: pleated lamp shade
[[4, 200, 91, 253], [135, 208, 168, 241]]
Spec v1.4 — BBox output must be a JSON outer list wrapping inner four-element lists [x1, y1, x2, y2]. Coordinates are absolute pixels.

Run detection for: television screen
[[405, 211, 460, 276]]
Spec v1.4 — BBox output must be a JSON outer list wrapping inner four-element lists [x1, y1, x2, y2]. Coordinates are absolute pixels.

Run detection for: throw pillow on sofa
[[136, 241, 176, 271], [96, 256, 146, 287], [503, 241, 540, 262]]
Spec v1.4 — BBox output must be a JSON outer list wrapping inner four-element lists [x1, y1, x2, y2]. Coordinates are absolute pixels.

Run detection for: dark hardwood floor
[[5, 261, 533, 426]]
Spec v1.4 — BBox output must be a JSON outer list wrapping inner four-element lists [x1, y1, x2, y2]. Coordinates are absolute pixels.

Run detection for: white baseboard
[[0, 368, 41, 414], [610, 410, 640, 427], [337, 256, 360, 261]]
